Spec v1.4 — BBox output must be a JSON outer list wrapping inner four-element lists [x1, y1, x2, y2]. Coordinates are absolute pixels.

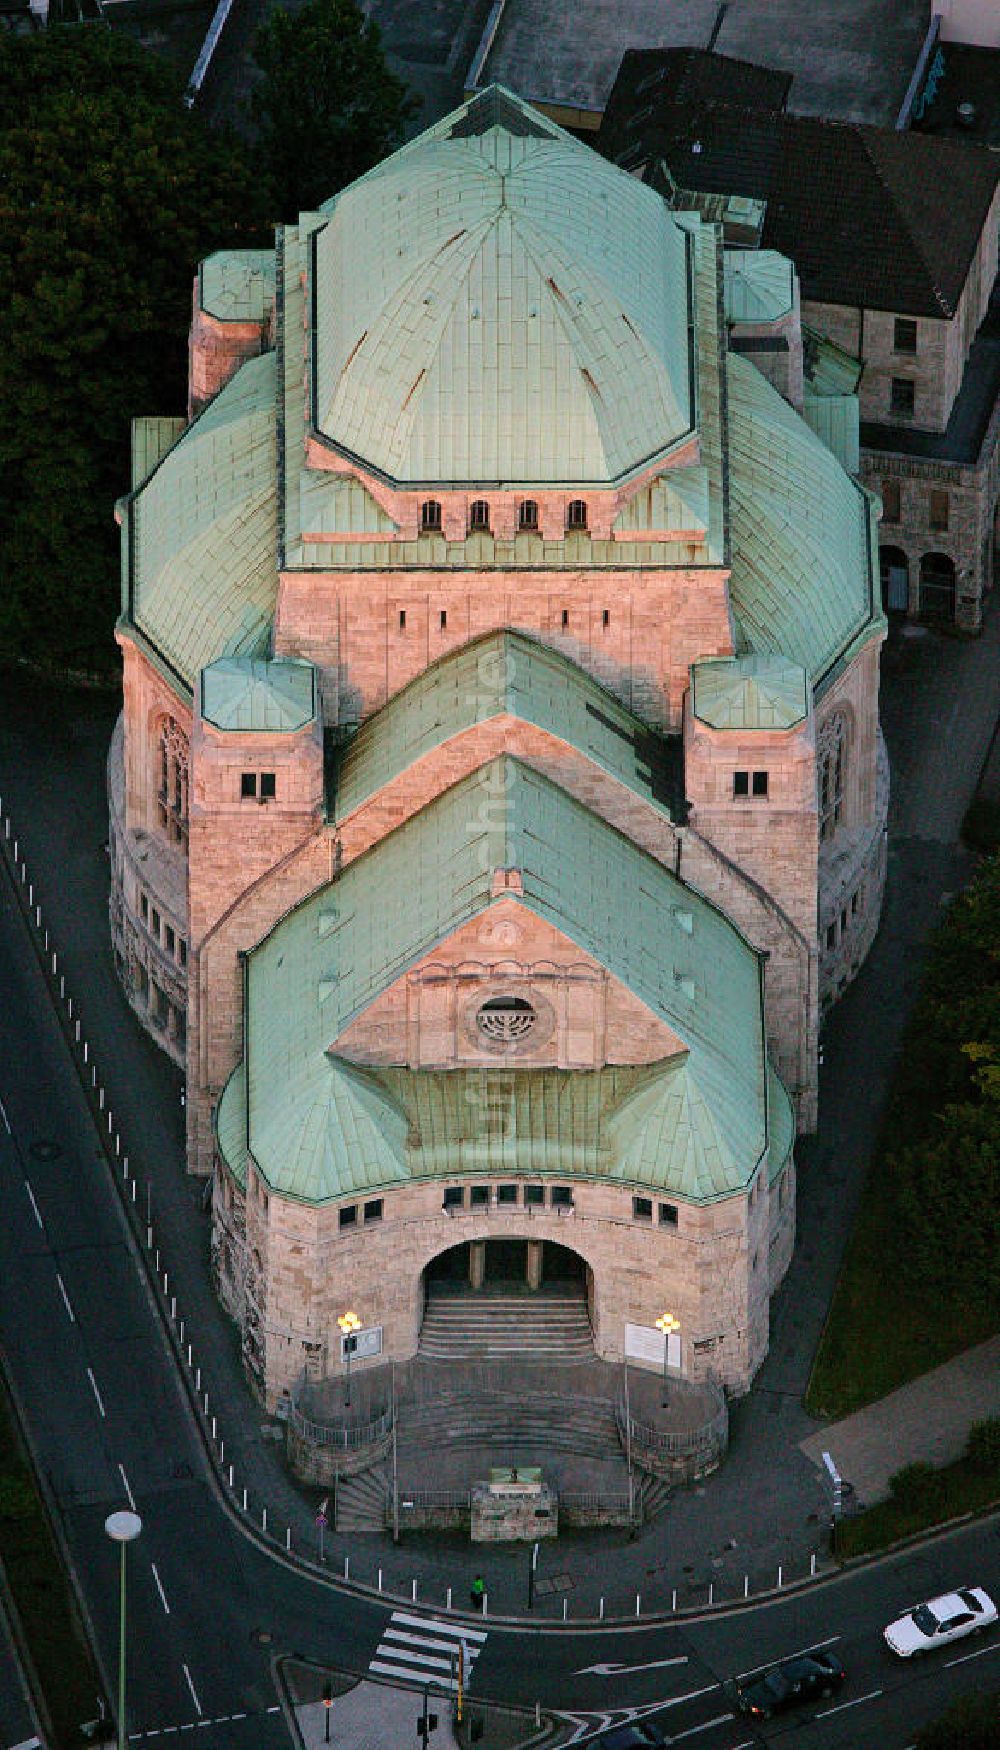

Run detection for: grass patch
[[961, 794, 1000, 854], [0, 1370, 106, 1744], [834, 1458, 1000, 1558], [916, 1689, 1000, 1748]]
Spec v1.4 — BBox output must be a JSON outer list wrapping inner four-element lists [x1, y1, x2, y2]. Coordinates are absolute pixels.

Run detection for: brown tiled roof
[[599, 57, 1000, 319]]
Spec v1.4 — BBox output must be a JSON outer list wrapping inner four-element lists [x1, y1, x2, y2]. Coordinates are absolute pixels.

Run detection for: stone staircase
[[418, 1290, 594, 1360], [335, 1467, 389, 1532], [396, 1388, 620, 1459]]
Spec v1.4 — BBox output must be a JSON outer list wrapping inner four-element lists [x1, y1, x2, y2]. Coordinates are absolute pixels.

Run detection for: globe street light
[[105, 1509, 142, 1750], [655, 1312, 681, 1410], [337, 1310, 362, 1408]]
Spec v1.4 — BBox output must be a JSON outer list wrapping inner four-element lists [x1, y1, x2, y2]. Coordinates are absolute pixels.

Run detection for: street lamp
[[105, 1508, 142, 1750], [337, 1310, 362, 1408], [655, 1312, 681, 1410]]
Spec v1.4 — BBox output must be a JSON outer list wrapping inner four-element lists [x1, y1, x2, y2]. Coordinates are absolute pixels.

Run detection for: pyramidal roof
[[311, 85, 694, 486], [691, 655, 810, 731]]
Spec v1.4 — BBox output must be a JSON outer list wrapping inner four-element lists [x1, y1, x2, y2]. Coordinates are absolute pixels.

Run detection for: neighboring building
[[109, 86, 886, 1412], [600, 49, 1000, 630]]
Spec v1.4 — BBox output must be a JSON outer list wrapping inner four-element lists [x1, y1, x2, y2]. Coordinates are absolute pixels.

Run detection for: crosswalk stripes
[[368, 1609, 487, 1691]]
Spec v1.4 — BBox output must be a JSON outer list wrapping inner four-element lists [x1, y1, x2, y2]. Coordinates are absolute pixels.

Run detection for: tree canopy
[[0, 27, 270, 675], [250, 0, 416, 217]]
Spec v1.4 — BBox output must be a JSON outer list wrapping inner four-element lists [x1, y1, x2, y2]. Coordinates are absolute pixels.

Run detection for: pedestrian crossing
[[368, 1610, 487, 1691]]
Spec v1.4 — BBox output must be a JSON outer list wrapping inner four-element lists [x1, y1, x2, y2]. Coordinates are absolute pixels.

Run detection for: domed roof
[[311, 86, 694, 487]]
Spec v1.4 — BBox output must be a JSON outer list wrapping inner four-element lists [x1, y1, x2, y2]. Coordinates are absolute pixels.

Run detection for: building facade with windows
[[109, 86, 886, 1410]]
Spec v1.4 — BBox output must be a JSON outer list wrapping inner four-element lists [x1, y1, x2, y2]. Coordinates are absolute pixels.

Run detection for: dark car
[[734, 1650, 846, 1718], [596, 1724, 666, 1749]]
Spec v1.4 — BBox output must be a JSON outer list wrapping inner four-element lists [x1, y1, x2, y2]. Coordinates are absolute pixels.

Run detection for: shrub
[[961, 796, 1000, 854], [966, 1416, 1000, 1476]]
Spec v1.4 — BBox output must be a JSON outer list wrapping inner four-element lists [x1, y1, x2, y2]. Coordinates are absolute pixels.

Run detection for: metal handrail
[[290, 1371, 394, 1450], [396, 1489, 472, 1510], [616, 1381, 728, 1459]]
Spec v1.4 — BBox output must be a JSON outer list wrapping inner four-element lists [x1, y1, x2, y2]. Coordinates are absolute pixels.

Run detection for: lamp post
[[105, 1509, 142, 1750], [655, 1312, 680, 1410], [337, 1310, 361, 1408]]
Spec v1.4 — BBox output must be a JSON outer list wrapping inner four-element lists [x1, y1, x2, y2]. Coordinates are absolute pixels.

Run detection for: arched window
[[518, 499, 539, 530], [420, 499, 442, 532], [469, 499, 490, 532], [157, 717, 189, 845], [567, 499, 588, 530], [818, 712, 848, 842], [477, 996, 536, 1043]]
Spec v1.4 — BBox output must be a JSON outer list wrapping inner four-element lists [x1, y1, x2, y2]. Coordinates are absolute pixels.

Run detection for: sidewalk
[[0, 601, 998, 1621]]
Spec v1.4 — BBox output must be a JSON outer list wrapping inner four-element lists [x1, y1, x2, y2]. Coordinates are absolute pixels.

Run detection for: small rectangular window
[[826, 922, 837, 949], [470, 1184, 491, 1207], [881, 479, 900, 523], [165, 925, 175, 954], [179, 939, 188, 967], [260, 772, 276, 799], [151, 908, 160, 938], [752, 770, 769, 798], [561, 609, 569, 628], [524, 1184, 544, 1206], [633, 1195, 653, 1221], [551, 1186, 573, 1208], [733, 771, 749, 797], [364, 1198, 383, 1223], [894, 317, 917, 354], [399, 609, 406, 630], [443, 1186, 464, 1210], [890, 377, 915, 418], [241, 772, 257, 799], [497, 1184, 518, 1206], [440, 610, 447, 630], [851, 891, 859, 916], [659, 1202, 678, 1226], [339, 1204, 357, 1229], [929, 489, 949, 531], [840, 908, 848, 934], [602, 609, 610, 628], [140, 893, 149, 923]]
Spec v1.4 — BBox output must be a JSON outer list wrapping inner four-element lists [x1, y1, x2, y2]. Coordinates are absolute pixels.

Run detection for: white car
[[884, 1586, 997, 1656]]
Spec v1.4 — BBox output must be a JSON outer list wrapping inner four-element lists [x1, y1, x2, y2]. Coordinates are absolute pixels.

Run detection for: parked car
[[884, 1586, 997, 1656], [596, 1724, 666, 1749], [734, 1649, 846, 1718]]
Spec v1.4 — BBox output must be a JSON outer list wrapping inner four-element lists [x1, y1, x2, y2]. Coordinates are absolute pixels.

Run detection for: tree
[[0, 27, 271, 675], [250, 0, 416, 218]]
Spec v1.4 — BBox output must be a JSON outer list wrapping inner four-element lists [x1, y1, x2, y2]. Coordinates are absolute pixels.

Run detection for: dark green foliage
[[0, 27, 270, 675], [966, 1416, 1000, 1475], [962, 794, 1000, 854], [915, 1691, 1000, 1749], [832, 1452, 1000, 1558], [250, 0, 416, 217]]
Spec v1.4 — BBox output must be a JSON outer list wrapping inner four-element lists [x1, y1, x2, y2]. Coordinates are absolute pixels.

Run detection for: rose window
[[477, 997, 536, 1043]]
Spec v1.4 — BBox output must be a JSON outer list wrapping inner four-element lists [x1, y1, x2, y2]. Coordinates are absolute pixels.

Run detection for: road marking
[[671, 1716, 735, 1741], [576, 1655, 689, 1676], [0, 1096, 11, 1133], [732, 1635, 841, 1682], [369, 1610, 487, 1692], [55, 1272, 75, 1321], [119, 1463, 137, 1512], [86, 1366, 106, 1418], [151, 1562, 171, 1615], [24, 1181, 42, 1228], [815, 1688, 882, 1718], [387, 1610, 487, 1641], [181, 1663, 202, 1716], [945, 1639, 1000, 1667]]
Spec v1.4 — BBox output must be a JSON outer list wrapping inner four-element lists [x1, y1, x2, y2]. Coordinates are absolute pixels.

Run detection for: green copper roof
[[234, 757, 774, 1205], [691, 655, 810, 731], [332, 631, 683, 822], [131, 417, 185, 490], [803, 395, 860, 477], [201, 657, 315, 733], [612, 464, 709, 538], [199, 250, 276, 324], [726, 352, 882, 687], [311, 85, 693, 486], [127, 353, 278, 691], [724, 251, 795, 326], [803, 325, 863, 397]]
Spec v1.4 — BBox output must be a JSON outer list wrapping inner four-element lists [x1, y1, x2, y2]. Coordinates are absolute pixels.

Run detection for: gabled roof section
[[309, 84, 694, 486], [201, 657, 315, 733], [126, 353, 278, 692], [241, 757, 769, 1204], [692, 655, 810, 731], [726, 352, 883, 686], [331, 631, 685, 821]]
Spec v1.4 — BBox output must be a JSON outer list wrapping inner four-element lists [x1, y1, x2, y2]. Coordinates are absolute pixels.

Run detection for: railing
[[290, 1374, 394, 1451], [396, 1489, 472, 1510], [616, 1379, 728, 1462], [562, 1485, 642, 1519]]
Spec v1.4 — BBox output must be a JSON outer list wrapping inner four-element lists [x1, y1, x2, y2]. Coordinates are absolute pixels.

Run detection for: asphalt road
[[2, 827, 999, 1750]]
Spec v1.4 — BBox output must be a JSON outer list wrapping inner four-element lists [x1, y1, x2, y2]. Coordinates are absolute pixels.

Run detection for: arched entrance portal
[[880, 543, 909, 614], [421, 1239, 595, 1358], [919, 552, 956, 622]]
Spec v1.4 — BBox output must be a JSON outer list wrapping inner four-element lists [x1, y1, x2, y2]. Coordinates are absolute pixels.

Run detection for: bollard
[[123, 1155, 129, 1178], [162, 1272, 168, 1295], [179, 1319, 185, 1344], [599, 1597, 604, 1620], [535, 1704, 541, 1729], [188, 1345, 193, 1366], [242, 1489, 248, 1511], [218, 1436, 223, 1460], [483, 1593, 487, 1619], [412, 1579, 417, 1602], [115, 1133, 120, 1157], [563, 1598, 568, 1622], [744, 1575, 750, 1599], [107, 1112, 113, 1134], [635, 1593, 641, 1618], [708, 1582, 714, 1607], [671, 1589, 677, 1612], [68, 998, 73, 1020], [91, 1066, 97, 1088], [810, 1552, 817, 1577], [378, 1568, 383, 1592], [263, 1507, 268, 1533], [155, 1250, 160, 1272], [99, 1088, 105, 1110], [131, 1180, 136, 1202], [229, 1465, 234, 1487], [35, 905, 41, 928], [345, 1556, 350, 1581], [777, 1565, 783, 1589], [170, 1297, 176, 1320], [83, 1041, 88, 1063], [203, 1392, 209, 1414], [60, 977, 65, 999], [195, 1366, 201, 1390], [28, 883, 32, 906], [75, 1018, 80, 1041], [286, 1528, 291, 1551], [447, 1587, 452, 1611]]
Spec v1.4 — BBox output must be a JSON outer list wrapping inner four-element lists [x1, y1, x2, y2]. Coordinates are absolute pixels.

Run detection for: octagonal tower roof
[[311, 86, 694, 487]]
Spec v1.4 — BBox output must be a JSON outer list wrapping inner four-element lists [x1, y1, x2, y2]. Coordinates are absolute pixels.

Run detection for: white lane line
[[55, 1272, 75, 1321], [0, 1096, 11, 1133], [815, 1688, 883, 1718], [230, 1713, 247, 1721], [671, 1717, 735, 1742], [383, 1626, 482, 1657], [24, 1181, 42, 1228], [267, 1706, 280, 1713], [732, 1635, 841, 1682], [86, 1366, 106, 1418], [945, 1639, 1000, 1667], [182, 1663, 202, 1716], [151, 1562, 171, 1615], [119, 1462, 137, 1512]]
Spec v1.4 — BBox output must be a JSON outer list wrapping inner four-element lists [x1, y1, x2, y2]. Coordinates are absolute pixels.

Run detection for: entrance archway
[[880, 543, 909, 614], [919, 552, 956, 622], [420, 1238, 594, 1358], [425, 1237, 587, 1292]]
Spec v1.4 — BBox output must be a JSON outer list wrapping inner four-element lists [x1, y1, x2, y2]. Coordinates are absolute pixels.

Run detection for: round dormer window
[[476, 996, 536, 1044]]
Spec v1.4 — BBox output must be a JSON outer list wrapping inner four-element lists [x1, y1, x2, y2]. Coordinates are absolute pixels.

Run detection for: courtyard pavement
[[0, 603, 999, 1622]]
